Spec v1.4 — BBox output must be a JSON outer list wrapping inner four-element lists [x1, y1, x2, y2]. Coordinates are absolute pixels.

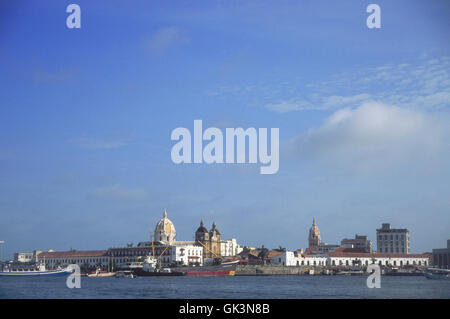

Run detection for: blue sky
[[0, 0, 449, 259]]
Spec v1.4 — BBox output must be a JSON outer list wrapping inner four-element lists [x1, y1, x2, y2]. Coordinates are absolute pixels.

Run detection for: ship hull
[[133, 268, 186, 277], [424, 272, 450, 280], [0, 269, 72, 277], [174, 261, 238, 276]]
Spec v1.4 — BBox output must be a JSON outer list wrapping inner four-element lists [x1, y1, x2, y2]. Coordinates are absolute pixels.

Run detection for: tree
[[258, 245, 269, 265]]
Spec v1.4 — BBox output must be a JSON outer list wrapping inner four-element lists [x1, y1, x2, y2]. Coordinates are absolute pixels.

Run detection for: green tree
[[258, 245, 269, 265]]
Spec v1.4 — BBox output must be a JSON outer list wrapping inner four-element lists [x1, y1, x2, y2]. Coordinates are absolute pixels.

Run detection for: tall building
[[341, 235, 373, 253], [195, 220, 222, 259], [376, 223, 410, 254], [308, 217, 321, 250]]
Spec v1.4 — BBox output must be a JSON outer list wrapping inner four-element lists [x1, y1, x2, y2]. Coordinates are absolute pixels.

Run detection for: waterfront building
[[268, 248, 430, 268], [308, 217, 321, 250], [36, 250, 110, 269], [13, 252, 34, 263], [269, 251, 328, 267], [112, 242, 203, 267], [341, 235, 373, 253], [432, 239, 450, 269], [327, 250, 429, 268], [220, 238, 243, 257], [376, 223, 410, 254], [13, 250, 44, 263]]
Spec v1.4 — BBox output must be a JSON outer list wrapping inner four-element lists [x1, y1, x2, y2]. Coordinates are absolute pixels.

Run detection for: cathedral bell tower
[[308, 217, 321, 251]]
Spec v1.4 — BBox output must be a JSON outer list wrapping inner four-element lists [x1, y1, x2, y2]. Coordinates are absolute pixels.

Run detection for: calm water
[[0, 275, 449, 299]]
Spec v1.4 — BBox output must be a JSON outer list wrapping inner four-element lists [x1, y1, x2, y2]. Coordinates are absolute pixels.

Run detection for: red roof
[[37, 250, 108, 258]]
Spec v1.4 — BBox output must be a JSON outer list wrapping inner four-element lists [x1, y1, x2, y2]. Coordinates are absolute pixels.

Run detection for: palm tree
[[258, 245, 269, 265]]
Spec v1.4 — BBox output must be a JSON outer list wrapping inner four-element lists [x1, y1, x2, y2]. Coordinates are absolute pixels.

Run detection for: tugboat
[[0, 261, 72, 277], [132, 255, 186, 277]]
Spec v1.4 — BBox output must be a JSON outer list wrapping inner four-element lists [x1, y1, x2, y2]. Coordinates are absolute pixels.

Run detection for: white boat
[[0, 262, 72, 277], [424, 268, 450, 280], [86, 268, 116, 277]]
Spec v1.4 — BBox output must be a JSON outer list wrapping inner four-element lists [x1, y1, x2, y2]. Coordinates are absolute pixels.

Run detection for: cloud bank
[[292, 102, 450, 173]]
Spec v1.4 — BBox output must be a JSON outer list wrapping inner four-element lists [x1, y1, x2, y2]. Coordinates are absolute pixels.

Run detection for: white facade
[[269, 251, 328, 266], [36, 251, 111, 269], [13, 252, 34, 263], [163, 244, 203, 266], [220, 239, 243, 257], [269, 250, 429, 268]]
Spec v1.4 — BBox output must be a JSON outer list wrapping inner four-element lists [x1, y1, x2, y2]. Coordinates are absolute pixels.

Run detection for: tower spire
[[163, 208, 167, 218]]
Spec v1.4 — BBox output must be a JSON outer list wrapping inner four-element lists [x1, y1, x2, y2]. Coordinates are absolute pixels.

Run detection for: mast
[[151, 231, 155, 257]]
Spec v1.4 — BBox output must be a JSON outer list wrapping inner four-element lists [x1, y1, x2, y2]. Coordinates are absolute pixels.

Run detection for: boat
[[424, 268, 450, 280], [384, 267, 424, 276], [0, 262, 72, 277], [87, 268, 116, 277], [132, 256, 186, 277], [115, 270, 135, 278]]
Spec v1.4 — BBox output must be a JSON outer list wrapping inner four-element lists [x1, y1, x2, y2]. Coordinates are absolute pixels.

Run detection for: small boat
[[0, 262, 72, 277], [424, 268, 450, 280], [87, 268, 116, 278], [385, 267, 424, 276], [115, 270, 135, 278]]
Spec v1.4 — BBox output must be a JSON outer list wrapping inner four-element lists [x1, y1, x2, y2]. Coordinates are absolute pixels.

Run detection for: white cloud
[[208, 56, 450, 113], [90, 184, 148, 201], [292, 102, 450, 173]]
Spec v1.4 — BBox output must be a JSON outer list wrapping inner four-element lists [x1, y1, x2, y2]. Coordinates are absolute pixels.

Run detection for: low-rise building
[[268, 248, 430, 268], [432, 239, 450, 269], [36, 250, 110, 269], [13, 252, 34, 263], [341, 235, 372, 253], [220, 239, 243, 257]]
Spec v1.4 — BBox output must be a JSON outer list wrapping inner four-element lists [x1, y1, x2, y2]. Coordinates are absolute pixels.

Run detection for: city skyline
[[1, 1, 449, 259]]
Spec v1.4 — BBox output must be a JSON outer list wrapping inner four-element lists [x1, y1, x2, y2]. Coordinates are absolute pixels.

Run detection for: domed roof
[[209, 222, 220, 236], [196, 220, 208, 234], [154, 209, 176, 244]]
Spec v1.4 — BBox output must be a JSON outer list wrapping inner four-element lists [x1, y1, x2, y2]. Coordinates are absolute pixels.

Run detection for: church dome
[[154, 209, 176, 244], [196, 220, 208, 234]]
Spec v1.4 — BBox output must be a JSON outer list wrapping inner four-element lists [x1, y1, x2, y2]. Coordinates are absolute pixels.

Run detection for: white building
[[13, 252, 34, 263], [36, 250, 111, 269], [220, 239, 243, 257], [269, 251, 328, 266], [268, 250, 430, 268]]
